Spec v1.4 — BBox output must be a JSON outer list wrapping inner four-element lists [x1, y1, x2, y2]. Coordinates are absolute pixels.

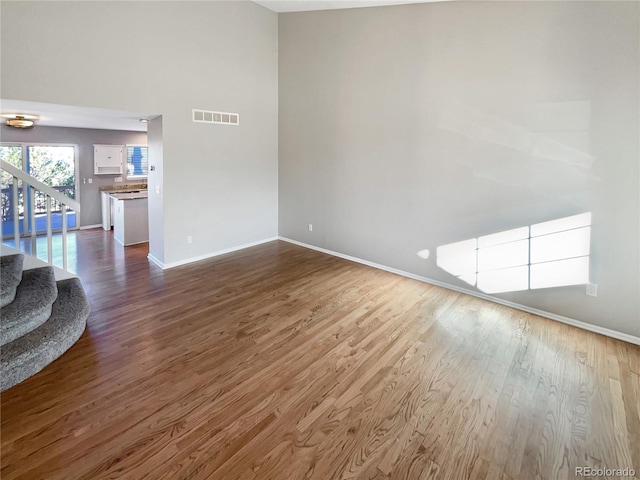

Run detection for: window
[[126, 145, 148, 178], [1, 143, 78, 237]]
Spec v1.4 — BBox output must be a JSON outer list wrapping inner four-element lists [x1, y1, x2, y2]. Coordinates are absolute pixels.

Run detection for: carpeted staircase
[[1, 253, 90, 392]]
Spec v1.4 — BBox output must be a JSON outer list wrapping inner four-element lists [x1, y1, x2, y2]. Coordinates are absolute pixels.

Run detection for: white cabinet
[[94, 145, 124, 175]]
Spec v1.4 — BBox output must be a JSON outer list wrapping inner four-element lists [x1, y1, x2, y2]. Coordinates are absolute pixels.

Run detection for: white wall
[[147, 117, 165, 264], [1, 1, 279, 265], [279, 2, 640, 338]]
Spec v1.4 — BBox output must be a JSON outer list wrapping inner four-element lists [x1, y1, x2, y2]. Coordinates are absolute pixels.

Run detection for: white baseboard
[[147, 253, 164, 269], [278, 236, 640, 346], [79, 224, 102, 230], [147, 236, 279, 270]]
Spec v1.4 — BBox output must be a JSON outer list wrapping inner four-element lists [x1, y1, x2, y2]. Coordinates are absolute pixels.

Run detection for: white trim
[[79, 224, 102, 230], [147, 253, 165, 269], [278, 236, 640, 346], [116, 239, 148, 247], [147, 236, 279, 270]]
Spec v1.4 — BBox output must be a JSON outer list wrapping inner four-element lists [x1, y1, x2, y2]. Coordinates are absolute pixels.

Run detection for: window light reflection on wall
[[433, 212, 591, 294]]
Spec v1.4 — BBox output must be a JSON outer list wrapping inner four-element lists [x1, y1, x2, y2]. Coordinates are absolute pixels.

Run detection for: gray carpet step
[[1, 254, 24, 308], [1, 277, 90, 392], [1, 267, 58, 347]]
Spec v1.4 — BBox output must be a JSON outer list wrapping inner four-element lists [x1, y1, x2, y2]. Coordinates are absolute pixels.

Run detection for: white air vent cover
[[192, 109, 239, 125]]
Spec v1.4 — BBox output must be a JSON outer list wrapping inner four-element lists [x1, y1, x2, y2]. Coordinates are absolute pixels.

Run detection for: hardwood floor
[[1, 229, 639, 480]]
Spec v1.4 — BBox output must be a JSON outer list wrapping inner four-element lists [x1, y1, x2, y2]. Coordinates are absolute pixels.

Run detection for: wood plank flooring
[[1, 230, 639, 480]]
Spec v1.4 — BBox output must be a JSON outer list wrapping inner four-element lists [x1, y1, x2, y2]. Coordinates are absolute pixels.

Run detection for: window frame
[[125, 144, 149, 180]]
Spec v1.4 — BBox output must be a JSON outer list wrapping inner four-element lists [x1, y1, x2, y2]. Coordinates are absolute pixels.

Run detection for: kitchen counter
[[100, 183, 148, 193], [110, 191, 149, 201], [112, 195, 149, 246], [101, 185, 149, 231]]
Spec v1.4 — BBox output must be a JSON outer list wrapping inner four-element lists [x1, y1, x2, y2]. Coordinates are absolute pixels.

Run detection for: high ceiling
[[1, 1, 449, 132], [253, 0, 450, 13]]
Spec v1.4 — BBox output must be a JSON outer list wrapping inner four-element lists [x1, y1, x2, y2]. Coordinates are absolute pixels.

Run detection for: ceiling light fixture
[[2, 113, 39, 129], [139, 118, 149, 123]]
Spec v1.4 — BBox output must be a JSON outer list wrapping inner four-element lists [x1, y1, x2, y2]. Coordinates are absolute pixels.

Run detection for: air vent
[[192, 109, 239, 125]]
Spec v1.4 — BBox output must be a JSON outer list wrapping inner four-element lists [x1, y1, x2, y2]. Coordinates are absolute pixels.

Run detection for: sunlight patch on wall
[[417, 249, 431, 260], [439, 100, 595, 169], [433, 213, 591, 294]]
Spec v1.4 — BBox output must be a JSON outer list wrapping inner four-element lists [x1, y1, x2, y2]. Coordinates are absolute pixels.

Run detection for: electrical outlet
[[114, 177, 123, 183], [155, 186, 161, 194], [586, 283, 598, 297], [308, 224, 313, 232], [187, 235, 193, 244]]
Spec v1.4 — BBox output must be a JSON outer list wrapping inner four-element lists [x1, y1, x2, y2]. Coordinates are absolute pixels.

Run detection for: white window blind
[[126, 145, 148, 178]]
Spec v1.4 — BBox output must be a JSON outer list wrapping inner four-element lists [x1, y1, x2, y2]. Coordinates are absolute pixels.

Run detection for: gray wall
[[1, 1, 279, 265], [279, 2, 640, 337], [0, 126, 146, 227]]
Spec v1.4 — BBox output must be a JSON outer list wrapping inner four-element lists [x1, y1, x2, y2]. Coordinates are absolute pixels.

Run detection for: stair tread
[[1, 254, 24, 308], [1, 277, 90, 392], [1, 267, 58, 346]]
